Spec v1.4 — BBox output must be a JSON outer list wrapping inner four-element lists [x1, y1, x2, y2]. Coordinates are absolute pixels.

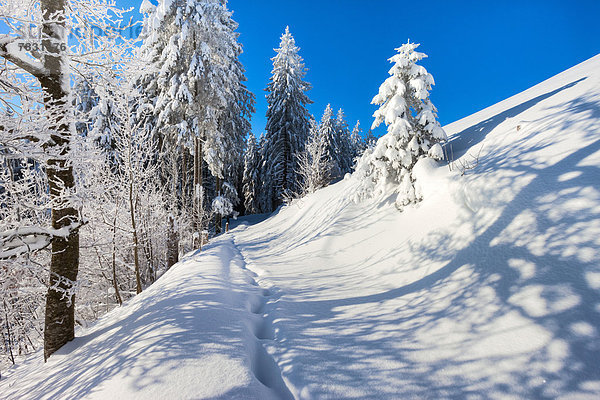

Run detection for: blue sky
[[119, 0, 600, 138]]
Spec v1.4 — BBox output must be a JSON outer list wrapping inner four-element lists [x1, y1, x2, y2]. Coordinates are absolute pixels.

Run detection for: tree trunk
[[40, 0, 80, 362], [166, 214, 179, 269], [215, 176, 222, 235], [193, 137, 203, 246], [111, 202, 123, 306], [3, 300, 15, 365], [129, 178, 142, 295]]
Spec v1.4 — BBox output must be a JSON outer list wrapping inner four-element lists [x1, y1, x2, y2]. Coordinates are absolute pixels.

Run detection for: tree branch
[[0, 35, 47, 78]]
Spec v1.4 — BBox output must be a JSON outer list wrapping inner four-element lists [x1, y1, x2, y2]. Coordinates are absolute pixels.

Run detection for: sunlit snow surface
[[1, 55, 599, 399]]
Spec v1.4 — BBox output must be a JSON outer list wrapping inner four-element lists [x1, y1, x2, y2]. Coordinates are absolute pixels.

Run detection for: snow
[[2, 54, 600, 398], [0, 238, 287, 399]]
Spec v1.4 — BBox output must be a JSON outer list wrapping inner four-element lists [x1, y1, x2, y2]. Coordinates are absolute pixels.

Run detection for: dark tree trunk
[[215, 176, 222, 235], [111, 203, 123, 306], [129, 172, 142, 295], [39, 0, 80, 361], [166, 214, 179, 269], [193, 137, 203, 247]]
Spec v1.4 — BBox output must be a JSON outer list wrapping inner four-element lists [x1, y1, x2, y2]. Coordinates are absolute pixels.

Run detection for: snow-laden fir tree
[[350, 120, 366, 160], [318, 104, 341, 181], [89, 95, 119, 158], [212, 181, 240, 229], [335, 108, 354, 176], [242, 134, 260, 214], [264, 26, 313, 209], [139, 0, 253, 236], [364, 129, 378, 149], [255, 132, 273, 213], [73, 77, 98, 138], [353, 41, 446, 208]]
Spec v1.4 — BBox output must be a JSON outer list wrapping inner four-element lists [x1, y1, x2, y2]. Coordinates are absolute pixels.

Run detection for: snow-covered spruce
[[139, 0, 253, 235], [212, 181, 240, 221], [318, 104, 340, 181], [242, 134, 260, 214], [350, 120, 367, 161], [255, 132, 273, 213], [334, 108, 355, 177], [353, 41, 447, 208], [263, 26, 312, 209]]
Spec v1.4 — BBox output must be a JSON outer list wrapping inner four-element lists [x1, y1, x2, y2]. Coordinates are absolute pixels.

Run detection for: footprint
[[246, 314, 275, 340], [254, 316, 275, 340], [247, 295, 266, 314], [246, 276, 259, 286], [249, 341, 293, 398]]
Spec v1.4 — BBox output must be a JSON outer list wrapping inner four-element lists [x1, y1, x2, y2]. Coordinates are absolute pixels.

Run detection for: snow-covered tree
[[264, 26, 312, 208], [73, 77, 98, 138], [319, 104, 340, 181], [242, 135, 260, 214], [353, 41, 447, 208], [335, 108, 354, 176], [297, 118, 332, 195], [364, 129, 378, 149], [0, 157, 49, 365], [0, 0, 135, 360], [139, 0, 253, 238], [255, 132, 273, 213], [212, 181, 240, 232], [350, 120, 366, 160]]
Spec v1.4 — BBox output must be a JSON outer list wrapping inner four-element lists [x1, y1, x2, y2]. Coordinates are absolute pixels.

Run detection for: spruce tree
[[364, 129, 378, 149], [354, 41, 446, 208], [139, 0, 253, 236], [350, 120, 366, 160], [242, 134, 260, 214], [335, 108, 354, 176], [319, 104, 340, 182], [264, 26, 312, 209], [255, 132, 272, 213]]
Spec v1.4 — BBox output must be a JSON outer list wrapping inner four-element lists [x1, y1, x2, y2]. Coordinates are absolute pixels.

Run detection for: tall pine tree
[[350, 120, 366, 160], [264, 26, 312, 209], [319, 104, 340, 182], [242, 134, 260, 214], [335, 108, 354, 176], [139, 0, 253, 237]]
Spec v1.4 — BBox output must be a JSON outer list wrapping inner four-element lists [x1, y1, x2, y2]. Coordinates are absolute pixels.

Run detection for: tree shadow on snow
[[236, 88, 600, 398]]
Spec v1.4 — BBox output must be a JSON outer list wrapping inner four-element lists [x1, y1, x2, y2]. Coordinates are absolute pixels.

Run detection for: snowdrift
[[1, 54, 599, 399]]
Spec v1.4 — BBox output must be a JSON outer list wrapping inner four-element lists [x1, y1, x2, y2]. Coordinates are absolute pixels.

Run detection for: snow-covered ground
[[2, 54, 599, 399]]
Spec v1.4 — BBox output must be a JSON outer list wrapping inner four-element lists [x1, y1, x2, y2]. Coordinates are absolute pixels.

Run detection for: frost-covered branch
[[0, 35, 47, 78], [0, 221, 87, 260]]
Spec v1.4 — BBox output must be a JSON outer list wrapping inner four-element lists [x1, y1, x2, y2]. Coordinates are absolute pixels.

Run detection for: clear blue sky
[[120, 0, 600, 138]]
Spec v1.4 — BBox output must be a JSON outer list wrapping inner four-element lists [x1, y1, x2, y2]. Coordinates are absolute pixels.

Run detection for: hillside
[[1, 54, 599, 399]]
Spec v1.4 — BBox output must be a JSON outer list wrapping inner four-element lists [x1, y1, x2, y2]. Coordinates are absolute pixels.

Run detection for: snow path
[[230, 233, 294, 399], [0, 235, 291, 400]]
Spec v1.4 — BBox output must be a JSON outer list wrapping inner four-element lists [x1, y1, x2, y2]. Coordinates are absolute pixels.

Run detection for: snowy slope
[[232, 54, 600, 399], [1, 54, 599, 399]]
